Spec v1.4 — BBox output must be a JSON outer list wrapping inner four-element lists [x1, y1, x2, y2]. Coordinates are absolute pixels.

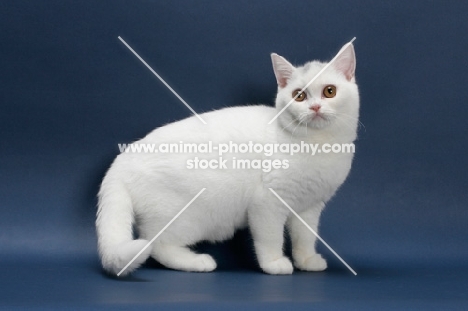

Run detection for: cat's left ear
[[271, 53, 295, 88], [333, 43, 356, 82]]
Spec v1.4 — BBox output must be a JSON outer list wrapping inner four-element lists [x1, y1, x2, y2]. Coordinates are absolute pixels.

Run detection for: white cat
[[96, 43, 359, 277]]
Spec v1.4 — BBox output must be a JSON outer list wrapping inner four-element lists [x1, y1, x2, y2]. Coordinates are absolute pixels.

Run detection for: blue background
[[1, 0, 467, 309]]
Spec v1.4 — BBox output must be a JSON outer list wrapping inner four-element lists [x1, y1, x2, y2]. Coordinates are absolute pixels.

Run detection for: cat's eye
[[292, 89, 307, 102], [323, 85, 337, 98]]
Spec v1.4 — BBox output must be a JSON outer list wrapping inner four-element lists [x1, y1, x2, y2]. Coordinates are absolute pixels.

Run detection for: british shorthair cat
[[97, 43, 359, 276]]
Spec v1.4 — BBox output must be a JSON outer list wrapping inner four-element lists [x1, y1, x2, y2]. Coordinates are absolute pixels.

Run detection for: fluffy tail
[[96, 176, 151, 277]]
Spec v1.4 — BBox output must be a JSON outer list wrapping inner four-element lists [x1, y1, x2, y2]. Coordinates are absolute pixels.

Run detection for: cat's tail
[[96, 176, 151, 277]]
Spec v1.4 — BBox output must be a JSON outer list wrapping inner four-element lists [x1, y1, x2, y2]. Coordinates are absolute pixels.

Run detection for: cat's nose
[[310, 104, 321, 112]]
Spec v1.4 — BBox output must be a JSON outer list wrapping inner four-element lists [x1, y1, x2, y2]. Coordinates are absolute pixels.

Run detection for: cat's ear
[[271, 53, 295, 88], [333, 43, 356, 81]]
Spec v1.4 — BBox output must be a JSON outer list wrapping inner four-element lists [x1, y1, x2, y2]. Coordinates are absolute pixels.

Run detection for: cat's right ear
[[271, 53, 295, 88]]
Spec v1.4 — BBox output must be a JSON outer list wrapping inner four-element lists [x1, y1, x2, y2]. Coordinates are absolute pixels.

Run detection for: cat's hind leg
[[151, 243, 217, 272]]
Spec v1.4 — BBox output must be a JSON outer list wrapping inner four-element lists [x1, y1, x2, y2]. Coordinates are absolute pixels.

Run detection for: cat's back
[[143, 105, 275, 144]]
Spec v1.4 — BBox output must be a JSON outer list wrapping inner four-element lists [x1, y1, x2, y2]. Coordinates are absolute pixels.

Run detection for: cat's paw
[[261, 257, 294, 275], [189, 254, 217, 272], [295, 254, 327, 272]]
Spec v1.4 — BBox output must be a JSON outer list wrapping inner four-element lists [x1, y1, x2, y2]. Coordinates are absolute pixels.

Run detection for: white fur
[[96, 44, 359, 276]]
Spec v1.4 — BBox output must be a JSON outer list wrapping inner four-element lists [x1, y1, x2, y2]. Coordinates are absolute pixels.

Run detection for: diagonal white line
[[268, 37, 356, 125], [268, 188, 357, 276], [117, 188, 206, 276], [118, 36, 207, 125]]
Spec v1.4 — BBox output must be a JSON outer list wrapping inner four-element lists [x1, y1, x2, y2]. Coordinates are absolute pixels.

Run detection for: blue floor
[[2, 254, 467, 310]]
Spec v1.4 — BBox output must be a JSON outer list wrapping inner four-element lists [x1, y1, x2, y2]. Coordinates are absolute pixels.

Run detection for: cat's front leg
[[248, 203, 293, 275], [287, 204, 327, 272]]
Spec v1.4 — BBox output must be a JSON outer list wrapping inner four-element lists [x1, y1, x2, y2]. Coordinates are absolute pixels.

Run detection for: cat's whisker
[[290, 118, 306, 139], [298, 113, 310, 124], [332, 114, 355, 129], [336, 113, 362, 127], [335, 117, 358, 134], [335, 112, 366, 131], [280, 117, 301, 134], [282, 112, 310, 139], [298, 112, 312, 137], [326, 111, 362, 134]]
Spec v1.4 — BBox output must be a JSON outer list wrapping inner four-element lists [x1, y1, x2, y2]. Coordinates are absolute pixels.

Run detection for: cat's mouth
[[312, 113, 325, 120], [308, 112, 333, 128], [311, 112, 329, 122]]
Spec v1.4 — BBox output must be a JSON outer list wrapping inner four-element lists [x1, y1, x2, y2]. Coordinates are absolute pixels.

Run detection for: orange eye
[[292, 89, 307, 102], [323, 85, 337, 98]]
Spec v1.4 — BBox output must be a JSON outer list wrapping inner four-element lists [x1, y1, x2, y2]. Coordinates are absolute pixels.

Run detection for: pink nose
[[310, 104, 321, 112]]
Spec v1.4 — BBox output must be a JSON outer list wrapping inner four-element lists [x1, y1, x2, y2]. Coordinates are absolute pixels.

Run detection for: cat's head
[[271, 43, 359, 139]]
